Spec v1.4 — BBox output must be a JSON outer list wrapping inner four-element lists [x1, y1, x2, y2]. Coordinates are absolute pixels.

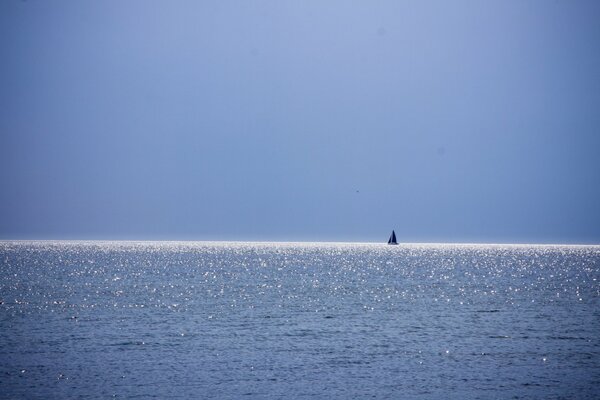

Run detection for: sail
[[388, 230, 398, 245]]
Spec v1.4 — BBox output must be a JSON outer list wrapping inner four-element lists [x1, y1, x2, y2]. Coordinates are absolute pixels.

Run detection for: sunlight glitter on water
[[1, 241, 599, 399]]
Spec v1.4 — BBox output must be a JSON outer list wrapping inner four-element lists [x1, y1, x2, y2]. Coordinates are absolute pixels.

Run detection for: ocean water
[[1, 241, 599, 399]]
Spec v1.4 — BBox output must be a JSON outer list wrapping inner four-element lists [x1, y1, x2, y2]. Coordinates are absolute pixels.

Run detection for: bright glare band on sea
[[1, 241, 599, 399]]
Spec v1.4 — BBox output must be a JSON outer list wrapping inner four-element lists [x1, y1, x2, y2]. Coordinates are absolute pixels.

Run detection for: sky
[[1, 0, 599, 243]]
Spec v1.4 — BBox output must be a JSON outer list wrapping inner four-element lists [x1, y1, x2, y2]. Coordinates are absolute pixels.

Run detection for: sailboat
[[387, 230, 398, 245]]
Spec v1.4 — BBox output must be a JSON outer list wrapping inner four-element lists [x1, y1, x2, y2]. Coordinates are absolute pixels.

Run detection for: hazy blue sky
[[1, 0, 599, 243]]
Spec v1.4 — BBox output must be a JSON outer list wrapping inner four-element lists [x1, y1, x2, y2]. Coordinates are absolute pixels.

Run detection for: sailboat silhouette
[[387, 230, 398, 245]]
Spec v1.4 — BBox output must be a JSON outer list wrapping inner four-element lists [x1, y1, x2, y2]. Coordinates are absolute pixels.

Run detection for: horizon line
[[0, 238, 598, 247]]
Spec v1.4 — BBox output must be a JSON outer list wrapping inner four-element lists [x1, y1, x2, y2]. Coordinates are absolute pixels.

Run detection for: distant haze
[[1, 1, 599, 243]]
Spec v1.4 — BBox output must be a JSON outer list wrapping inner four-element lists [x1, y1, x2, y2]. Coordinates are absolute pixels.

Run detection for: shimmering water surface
[[1, 241, 599, 399]]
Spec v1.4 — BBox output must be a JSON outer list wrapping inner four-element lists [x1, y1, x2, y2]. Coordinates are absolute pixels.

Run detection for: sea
[[1, 241, 599, 399]]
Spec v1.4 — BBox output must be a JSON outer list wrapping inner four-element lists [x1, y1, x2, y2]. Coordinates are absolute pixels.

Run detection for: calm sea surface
[[1, 241, 599, 399]]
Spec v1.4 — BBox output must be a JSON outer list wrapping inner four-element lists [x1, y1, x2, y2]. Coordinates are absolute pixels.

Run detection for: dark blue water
[[1, 241, 599, 399]]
